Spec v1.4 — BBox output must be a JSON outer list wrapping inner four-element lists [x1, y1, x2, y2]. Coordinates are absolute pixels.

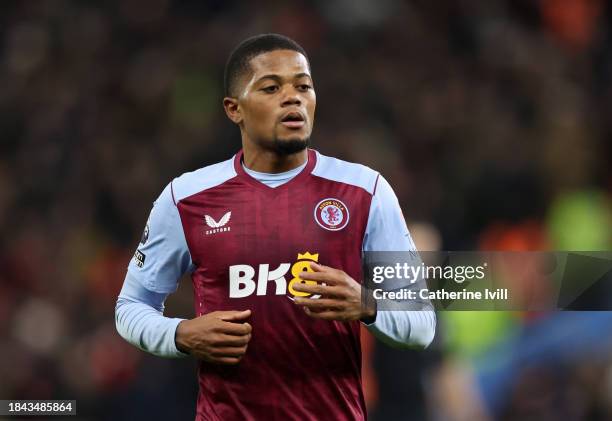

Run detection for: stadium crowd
[[1, 1, 611, 419]]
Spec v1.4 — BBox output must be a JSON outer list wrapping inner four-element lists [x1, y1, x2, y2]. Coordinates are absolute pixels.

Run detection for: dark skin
[[293, 262, 376, 322], [223, 49, 315, 172], [175, 49, 375, 364]]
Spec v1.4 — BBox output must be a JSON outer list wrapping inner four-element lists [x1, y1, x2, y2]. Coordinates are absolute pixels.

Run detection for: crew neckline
[[233, 149, 317, 193], [242, 160, 307, 182]]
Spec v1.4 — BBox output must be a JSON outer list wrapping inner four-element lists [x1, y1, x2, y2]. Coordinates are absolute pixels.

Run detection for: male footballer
[[115, 33, 435, 420]]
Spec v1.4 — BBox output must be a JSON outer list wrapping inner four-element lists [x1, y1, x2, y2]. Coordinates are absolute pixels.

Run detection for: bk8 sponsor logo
[[229, 252, 322, 298]]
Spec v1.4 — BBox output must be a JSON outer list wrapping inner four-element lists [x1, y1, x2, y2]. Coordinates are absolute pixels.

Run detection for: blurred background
[[1, 0, 612, 420]]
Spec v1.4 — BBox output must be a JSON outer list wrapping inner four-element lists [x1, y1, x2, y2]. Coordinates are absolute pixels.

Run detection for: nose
[[281, 86, 302, 107]]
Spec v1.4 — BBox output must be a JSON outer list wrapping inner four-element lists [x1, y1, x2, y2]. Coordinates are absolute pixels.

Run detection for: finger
[[214, 356, 243, 365], [210, 346, 248, 358], [303, 307, 342, 320], [298, 271, 340, 284], [214, 333, 251, 347], [217, 321, 252, 336], [303, 306, 330, 316], [294, 298, 344, 310], [217, 309, 252, 322], [309, 262, 330, 272], [305, 306, 331, 314], [291, 283, 345, 297]]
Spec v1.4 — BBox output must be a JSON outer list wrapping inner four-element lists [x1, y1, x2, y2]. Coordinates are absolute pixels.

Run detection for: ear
[[223, 97, 242, 125]]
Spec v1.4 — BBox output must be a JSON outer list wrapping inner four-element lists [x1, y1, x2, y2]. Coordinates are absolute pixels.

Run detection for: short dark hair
[[224, 33, 309, 97]]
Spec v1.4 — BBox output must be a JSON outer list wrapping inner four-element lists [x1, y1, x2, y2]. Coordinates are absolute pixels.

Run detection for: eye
[[297, 84, 312, 92], [261, 85, 279, 93]]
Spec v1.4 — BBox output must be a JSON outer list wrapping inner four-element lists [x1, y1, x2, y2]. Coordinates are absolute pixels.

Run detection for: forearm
[[115, 273, 188, 358], [365, 309, 436, 349], [115, 298, 187, 358]]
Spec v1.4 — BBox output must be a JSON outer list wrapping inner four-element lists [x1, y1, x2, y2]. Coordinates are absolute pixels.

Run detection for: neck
[[242, 142, 308, 173]]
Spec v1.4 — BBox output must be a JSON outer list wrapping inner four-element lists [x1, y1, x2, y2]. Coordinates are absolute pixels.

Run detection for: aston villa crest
[[314, 198, 349, 231]]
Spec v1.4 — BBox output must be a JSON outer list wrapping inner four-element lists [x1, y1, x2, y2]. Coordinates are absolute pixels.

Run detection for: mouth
[[280, 111, 306, 129]]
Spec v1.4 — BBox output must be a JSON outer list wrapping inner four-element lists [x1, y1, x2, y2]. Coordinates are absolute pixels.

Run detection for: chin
[[272, 137, 309, 155]]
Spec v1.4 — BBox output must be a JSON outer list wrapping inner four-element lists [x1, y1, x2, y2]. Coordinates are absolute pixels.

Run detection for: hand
[[175, 310, 252, 365], [292, 262, 376, 322]]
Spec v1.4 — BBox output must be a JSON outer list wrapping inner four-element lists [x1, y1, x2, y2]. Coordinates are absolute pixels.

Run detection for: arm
[[115, 181, 252, 364], [361, 175, 436, 349], [114, 182, 193, 357], [116, 274, 253, 361], [115, 273, 187, 358], [292, 174, 436, 348]]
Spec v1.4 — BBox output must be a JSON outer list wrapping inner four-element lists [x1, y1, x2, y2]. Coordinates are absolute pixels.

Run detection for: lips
[[280, 111, 306, 129]]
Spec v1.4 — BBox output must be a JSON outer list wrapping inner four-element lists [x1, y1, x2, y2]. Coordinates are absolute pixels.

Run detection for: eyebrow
[[255, 73, 312, 84]]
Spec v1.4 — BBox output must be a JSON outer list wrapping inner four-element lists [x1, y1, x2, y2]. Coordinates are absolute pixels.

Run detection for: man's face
[[229, 49, 316, 154]]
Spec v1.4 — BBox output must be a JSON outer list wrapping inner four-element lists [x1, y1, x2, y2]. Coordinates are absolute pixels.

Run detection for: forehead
[[248, 49, 310, 78]]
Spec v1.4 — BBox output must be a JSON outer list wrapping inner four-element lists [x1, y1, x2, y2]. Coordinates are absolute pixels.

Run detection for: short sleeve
[[363, 175, 417, 252], [127, 182, 194, 293]]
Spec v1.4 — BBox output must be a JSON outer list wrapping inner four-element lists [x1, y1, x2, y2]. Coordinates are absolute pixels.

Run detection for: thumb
[[218, 309, 252, 322]]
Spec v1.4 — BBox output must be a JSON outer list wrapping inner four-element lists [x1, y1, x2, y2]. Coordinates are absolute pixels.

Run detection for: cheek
[[308, 96, 316, 122], [242, 107, 267, 135], [245, 102, 274, 129]]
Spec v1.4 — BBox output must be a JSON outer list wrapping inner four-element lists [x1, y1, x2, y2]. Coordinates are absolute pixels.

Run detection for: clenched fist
[[175, 310, 252, 365]]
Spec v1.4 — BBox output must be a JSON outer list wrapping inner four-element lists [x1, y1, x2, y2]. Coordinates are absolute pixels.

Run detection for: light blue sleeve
[[115, 182, 194, 358], [126, 182, 194, 293], [362, 175, 436, 349], [115, 274, 188, 358], [363, 175, 416, 252]]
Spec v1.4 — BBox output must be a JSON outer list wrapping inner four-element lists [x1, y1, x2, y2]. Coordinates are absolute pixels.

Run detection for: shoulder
[[171, 155, 237, 203], [312, 150, 380, 195]]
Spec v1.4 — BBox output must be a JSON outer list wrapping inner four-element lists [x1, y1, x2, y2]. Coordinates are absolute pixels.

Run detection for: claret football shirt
[[116, 149, 435, 421]]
